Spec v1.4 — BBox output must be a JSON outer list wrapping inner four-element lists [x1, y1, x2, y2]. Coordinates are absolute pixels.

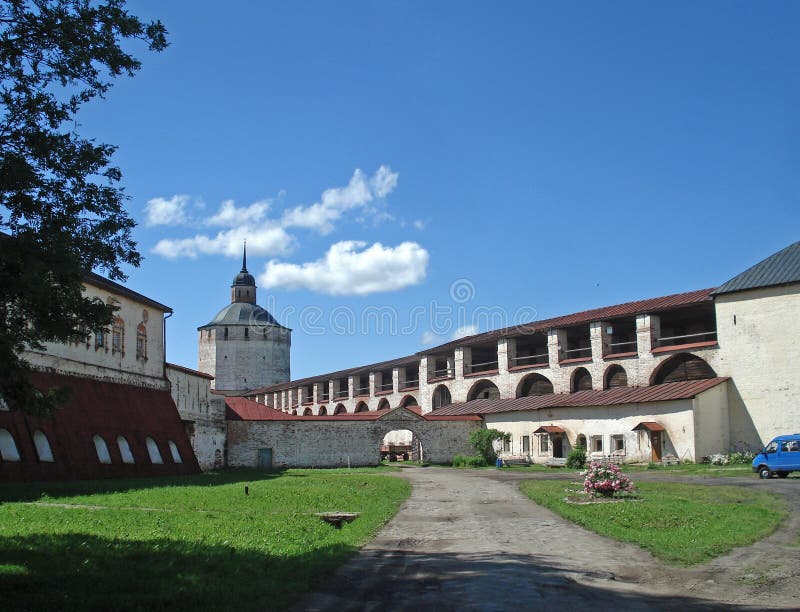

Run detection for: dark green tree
[[0, 0, 167, 415]]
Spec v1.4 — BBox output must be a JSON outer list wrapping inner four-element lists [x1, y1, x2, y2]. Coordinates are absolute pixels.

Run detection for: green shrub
[[469, 429, 511, 464], [452, 454, 487, 468], [565, 446, 586, 469]]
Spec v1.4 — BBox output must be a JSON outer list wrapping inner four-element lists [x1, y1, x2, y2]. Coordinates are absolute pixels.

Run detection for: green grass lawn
[[519, 479, 788, 566], [625, 462, 755, 477], [0, 468, 410, 610]]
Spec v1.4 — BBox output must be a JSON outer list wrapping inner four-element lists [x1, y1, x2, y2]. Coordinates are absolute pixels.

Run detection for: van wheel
[[777, 471, 789, 479], [759, 466, 772, 479]]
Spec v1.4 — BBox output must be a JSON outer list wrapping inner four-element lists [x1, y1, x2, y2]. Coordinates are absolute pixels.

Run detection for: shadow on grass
[[0, 468, 290, 502], [0, 532, 356, 611]]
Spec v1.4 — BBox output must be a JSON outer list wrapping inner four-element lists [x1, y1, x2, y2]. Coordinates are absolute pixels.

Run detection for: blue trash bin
[[496, 457, 503, 469]]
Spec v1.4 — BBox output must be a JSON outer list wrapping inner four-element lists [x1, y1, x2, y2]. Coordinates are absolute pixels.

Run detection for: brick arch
[[467, 379, 501, 401], [571, 367, 592, 392], [603, 364, 628, 389], [650, 352, 716, 385], [400, 394, 419, 408], [377, 398, 390, 411], [317, 405, 328, 416], [333, 403, 347, 415], [516, 373, 554, 398], [302, 407, 313, 416], [354, 401, 369, 413]]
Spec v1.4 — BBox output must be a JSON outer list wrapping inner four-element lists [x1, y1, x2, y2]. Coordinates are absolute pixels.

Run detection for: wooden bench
[[501, 456, 531, 466], [545, 457, 567, 468]]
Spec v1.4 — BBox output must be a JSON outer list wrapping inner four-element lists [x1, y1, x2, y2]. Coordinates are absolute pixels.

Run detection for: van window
[[765, 441, 778, 453], [780, 441, 799, 452]]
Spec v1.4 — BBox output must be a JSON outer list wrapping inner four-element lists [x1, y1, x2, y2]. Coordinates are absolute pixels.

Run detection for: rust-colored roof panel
[[534, 425, 566, 434], [430, 378, 729, 416], [632, 421, 666, 432]]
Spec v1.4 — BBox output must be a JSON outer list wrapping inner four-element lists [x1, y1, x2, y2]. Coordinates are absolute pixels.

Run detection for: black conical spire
[[241, 240, 248, 272]]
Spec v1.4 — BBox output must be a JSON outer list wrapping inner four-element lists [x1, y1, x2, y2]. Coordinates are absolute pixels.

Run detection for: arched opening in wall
[[117, 435, 135, 464], [576, 434, 587, 450], [354, 401, 369, 413], [400, 394, 419, 409], [317, 405, 328, 416], [146, 437, 163, 464], [431, 385, 451, 410], [303, 407, 313, 416], [377, 398, 390, 412], [93, 434, 112, 464], [516, 373, 554, 398], [380, 429, 422, 464], [168, 440, 183, 464], [0, 428, 21, 462], [33, 430, 54, 462], [467, 379, 500, 401], [333, 404, 347, 415], [571, 367, 592, 392], [604, 365, 628, 389], [651, 353, 717, 385], [291, 409, 297, 415]]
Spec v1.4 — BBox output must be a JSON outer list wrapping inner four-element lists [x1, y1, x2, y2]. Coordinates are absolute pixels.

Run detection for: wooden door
[[553, 435, 564, 458], [650, 432, 662, 462], [257, 448, 273, 470]]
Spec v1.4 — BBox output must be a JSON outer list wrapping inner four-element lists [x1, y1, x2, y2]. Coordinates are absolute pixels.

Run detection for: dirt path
[[296, 468, 800, 611]]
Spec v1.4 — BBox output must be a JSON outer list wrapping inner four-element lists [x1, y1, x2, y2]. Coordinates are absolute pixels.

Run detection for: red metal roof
[[534, 425, 566, 434], [632, 421, 666, 432], [0, 371, 199, 482], [429, 378, 729, 416]]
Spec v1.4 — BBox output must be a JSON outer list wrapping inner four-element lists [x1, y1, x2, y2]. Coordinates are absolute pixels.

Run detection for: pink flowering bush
[[582, 461, 635, 497]]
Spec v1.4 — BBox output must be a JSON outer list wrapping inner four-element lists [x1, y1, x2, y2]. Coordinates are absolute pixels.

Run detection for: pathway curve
[[296, 468, 800, 611]]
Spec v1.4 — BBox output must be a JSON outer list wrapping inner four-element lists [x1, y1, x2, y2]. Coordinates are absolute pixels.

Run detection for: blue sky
[[79, 1, 798, 378]]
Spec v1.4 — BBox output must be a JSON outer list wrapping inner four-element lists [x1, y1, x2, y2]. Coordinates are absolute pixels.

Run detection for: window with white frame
[[612, 434, 625, 453], [503, 438, 511, 453], [590, 435, 603, 453], [538, 434, 549, 454], [522, 435, 530, 453]]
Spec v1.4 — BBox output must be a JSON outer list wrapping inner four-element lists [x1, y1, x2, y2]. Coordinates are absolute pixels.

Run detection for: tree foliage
[[0, 0, 167, 415], [469, 428, 511, 464]]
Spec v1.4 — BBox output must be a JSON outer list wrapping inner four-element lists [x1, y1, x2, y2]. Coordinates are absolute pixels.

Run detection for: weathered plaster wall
[[714, 284, 800, 448], [166, 365, 227, 471], [226, 410, 479, 468]]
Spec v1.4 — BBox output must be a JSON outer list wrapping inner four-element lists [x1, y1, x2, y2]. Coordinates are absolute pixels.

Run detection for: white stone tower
[[198, 245, 291, 391]]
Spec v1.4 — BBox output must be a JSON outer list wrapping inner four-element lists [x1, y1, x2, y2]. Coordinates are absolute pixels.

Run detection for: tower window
[[224, 327, 229, 340], [244, 328, 249, 339]]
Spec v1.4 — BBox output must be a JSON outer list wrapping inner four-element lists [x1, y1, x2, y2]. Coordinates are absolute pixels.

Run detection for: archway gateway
[[380, 428, 422, 463]]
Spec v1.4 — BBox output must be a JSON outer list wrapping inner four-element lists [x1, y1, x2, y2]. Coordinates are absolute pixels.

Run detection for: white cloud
[[144, 195, 190, 226], [413, 219, 426, 230], [370, 165, 399, 198], [281, 166, 398, 235], [153, 226, 294, 259], [451, 325, 478, 341], [206, 199, 270, 227], [421, 331, 439, 345], [259, 240, 429, 295], [149, 166, 402, 261]]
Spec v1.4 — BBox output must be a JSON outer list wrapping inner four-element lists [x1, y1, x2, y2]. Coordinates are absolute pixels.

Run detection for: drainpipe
[[163, 311, 173, 385]]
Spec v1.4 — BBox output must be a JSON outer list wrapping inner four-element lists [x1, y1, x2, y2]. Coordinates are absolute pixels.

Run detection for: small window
[[136, 323, 147, 360], [522, 435, 530, 453], [503, 438, 511, 453], [591, 436, 603, 453], [146, 437, 163, 464], [539, 434, 549, 454], [95, 329, 106, 348], [765, 441, 778, 453], [112, 317, 124, 354], [780, 441, 799, 453], [0, 428, 21, 462], [117, 436, 135, 464], [168, 440, 182, 464], [33, 430, 54, 462], [244, 328, 249, 339], [612, 434, 625, 453], [224, 327, 229, 340], [93, 434, 112, 464]]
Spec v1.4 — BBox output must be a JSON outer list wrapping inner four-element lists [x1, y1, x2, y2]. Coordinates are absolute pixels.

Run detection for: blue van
[[752, 434, 800, 479]]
